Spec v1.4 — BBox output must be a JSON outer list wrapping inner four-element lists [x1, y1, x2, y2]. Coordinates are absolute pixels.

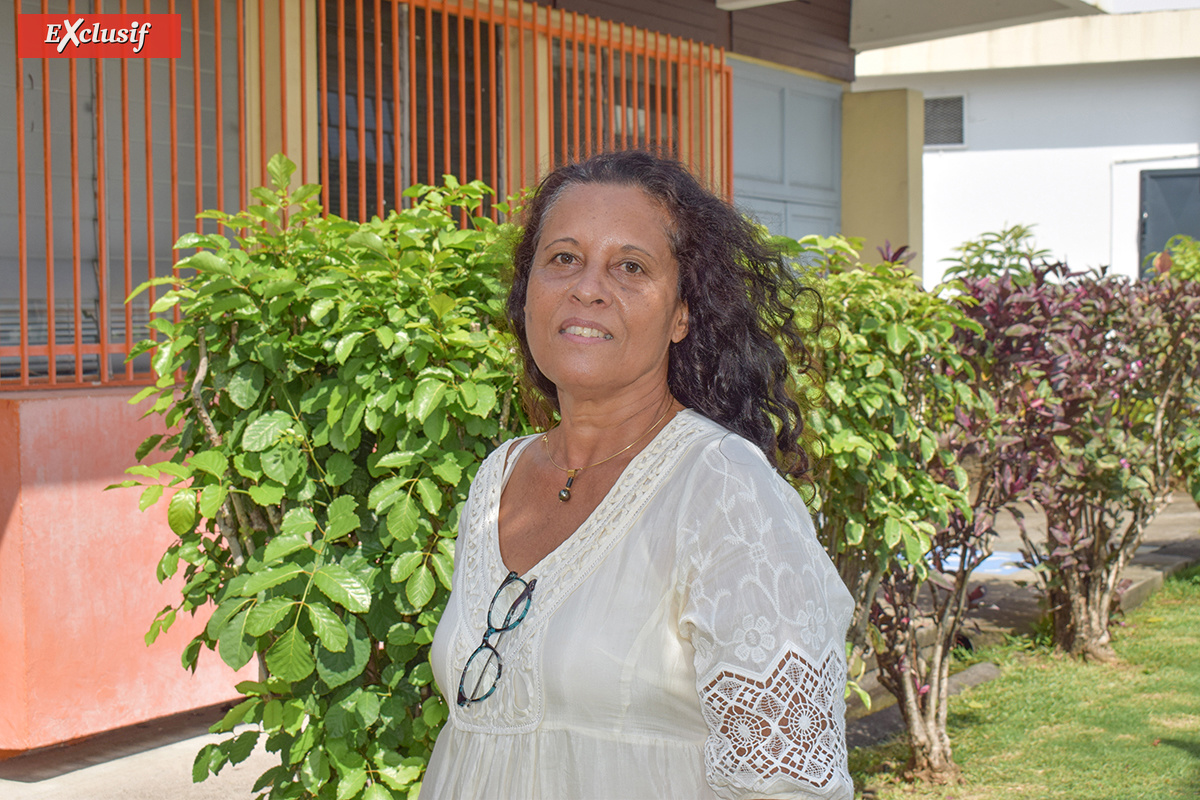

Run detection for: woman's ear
[[672, 301, 689, 343]]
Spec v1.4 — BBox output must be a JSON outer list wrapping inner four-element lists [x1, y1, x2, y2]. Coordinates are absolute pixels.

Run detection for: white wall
[[854, 58, 1200, 287]]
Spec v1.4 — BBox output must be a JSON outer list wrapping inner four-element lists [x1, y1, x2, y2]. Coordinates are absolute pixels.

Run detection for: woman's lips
[[560, 321, 613, 340]]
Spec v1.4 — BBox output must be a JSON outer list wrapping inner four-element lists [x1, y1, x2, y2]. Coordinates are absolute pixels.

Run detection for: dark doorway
[[1139, 168, 1200, 279]]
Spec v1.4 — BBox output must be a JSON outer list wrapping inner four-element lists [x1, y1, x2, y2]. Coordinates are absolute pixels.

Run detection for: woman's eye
[[620, 261, 643, 274], [552, 252, 577, 266]]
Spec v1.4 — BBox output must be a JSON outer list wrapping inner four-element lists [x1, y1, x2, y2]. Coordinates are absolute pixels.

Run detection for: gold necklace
[[541, 404, 673, 502]]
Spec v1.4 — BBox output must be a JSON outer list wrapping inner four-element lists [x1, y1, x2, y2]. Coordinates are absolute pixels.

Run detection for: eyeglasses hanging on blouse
[[457, 571, 538, 706]]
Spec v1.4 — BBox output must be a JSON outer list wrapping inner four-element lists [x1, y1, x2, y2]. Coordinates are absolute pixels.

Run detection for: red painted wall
[[0, 388, 250, 752]]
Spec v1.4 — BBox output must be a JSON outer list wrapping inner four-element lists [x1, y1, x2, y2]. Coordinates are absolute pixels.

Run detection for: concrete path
[[2, 494, 1197, 798]]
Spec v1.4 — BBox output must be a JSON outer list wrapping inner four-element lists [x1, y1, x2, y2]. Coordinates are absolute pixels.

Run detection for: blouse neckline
[[491, 408, 699, 579]]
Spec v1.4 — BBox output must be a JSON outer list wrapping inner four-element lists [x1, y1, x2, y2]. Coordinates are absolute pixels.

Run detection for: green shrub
[[119, 155, 533, 799]]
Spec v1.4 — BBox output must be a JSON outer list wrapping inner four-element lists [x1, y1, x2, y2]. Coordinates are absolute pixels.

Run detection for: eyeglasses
[[457, 571, 538, 707]]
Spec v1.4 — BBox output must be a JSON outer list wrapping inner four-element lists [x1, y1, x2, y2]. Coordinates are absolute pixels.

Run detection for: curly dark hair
[[506, 150, 824, 478]]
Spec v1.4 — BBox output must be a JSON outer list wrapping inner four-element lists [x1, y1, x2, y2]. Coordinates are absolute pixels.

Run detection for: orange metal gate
[[5, 0, 732, 389]]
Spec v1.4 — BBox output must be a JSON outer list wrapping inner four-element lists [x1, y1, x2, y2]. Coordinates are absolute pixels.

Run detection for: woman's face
[[524, 182, 688, 404]]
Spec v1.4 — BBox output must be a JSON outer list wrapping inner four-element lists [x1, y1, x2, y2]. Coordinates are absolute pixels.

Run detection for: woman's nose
[[570, 261, 611, 305]]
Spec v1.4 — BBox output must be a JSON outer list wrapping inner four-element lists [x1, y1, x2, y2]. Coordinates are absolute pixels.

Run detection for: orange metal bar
[[142, 0, 156, 378], [555, 10, 565, 165], [724, 60, 733, 195], [301, 0, 309, 185], [641, 37, 649, 150], [652, 32, 660, 148], [374, 0, 384, 215], [440, 0, 451, 179], [392, 0, 402, 209], [517, 1, 526, 187], [618, 26, 627, 150], [41, 0, 55, 384], [257, 0, 267, 187], [423, 4, 434, 185], [110, 0, 130, 385], [279, 0, 288, 158], [338, 1, 348, 215], [68, 0, 81, 383], [168, 0, 179, 280], [194, 0, 205, 230], [356, 0, 367, 219], [457, 3, 467, 188], [487, 0, 498, 203], [319, 0, 330, 212], [586, 19, 596, 158], [409, 0, 419, 196], [665, 40, 674, 157], [237, 0, 247, 208], [214, 0, 225, 222], [13, 0, 28, 385], [571, 12, 580, 160], [606, 21, 615, 152], [473, 0, 483, 190], [531, 3, 541, 177]]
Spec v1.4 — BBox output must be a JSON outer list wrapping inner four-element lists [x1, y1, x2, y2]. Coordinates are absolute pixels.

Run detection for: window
[[924, 96, 964, 148]]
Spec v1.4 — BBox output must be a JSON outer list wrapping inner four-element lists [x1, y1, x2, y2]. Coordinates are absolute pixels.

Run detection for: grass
[[849, 564, 1200, 800]]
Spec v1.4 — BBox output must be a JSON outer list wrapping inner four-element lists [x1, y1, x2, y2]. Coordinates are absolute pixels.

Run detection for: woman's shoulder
[[672, 410, 781, 485]]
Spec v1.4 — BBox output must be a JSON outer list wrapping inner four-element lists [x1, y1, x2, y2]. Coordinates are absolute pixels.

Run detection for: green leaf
[[883, 517, 902, 548], [307, 603, 349, 652], [429, 293, 455, 317], [386, 494, 420, 542], [281, 507, 318, 539], [884, 323, 911, 354], [317, 617, 371, 689], [431, 457, 462, 485], [239, 563, 307, 595], [431, 552, 454, 590], [246, 597, 298, 636], [412, 378, 447, 423], [390, 551, 423, 584], [261, 441, 303, 485], [267, 153, 296, 190], [242, 411, 294, 452], [168, 490, 198, 535], [227, 362, 265, 409], [313, 565, 372, 613], [262, 534, 311, 564], [471, 383, 497, 417], [376, 450, 419, 469], [217, 609, 256, 671], [210, 697, 257, 733], [265, 627, 315, 683], [248, 482, 287, 506], [135, 433, 165, 462], [326, 496, 361, 540], [324, 452, 356, 487], [336, 331, 366, 365], [416, 477, 442, 514], [363, 783, 393, 800], [139, 483, 164, 511], [198, 484, 228, 518], [406, 564, 436, 608], [336, 768, 369, 800]]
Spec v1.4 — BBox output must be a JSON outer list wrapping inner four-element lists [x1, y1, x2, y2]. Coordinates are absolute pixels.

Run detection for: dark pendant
[[558, 470, 577, 503]]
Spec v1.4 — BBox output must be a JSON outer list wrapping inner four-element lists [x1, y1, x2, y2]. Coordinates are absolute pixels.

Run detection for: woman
[[425, 151, 855, 799]]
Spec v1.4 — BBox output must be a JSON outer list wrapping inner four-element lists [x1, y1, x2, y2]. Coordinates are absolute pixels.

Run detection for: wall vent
[[925, 96, 964, 147]]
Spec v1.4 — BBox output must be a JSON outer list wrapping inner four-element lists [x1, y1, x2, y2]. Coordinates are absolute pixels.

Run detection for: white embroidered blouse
[[424, 410, 855, 800]]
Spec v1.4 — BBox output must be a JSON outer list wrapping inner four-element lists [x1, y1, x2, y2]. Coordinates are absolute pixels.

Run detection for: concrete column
[[841, 88, 924, 276]]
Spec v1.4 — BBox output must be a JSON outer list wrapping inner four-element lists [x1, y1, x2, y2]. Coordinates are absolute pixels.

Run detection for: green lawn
[[850, 564, 1200, 800]]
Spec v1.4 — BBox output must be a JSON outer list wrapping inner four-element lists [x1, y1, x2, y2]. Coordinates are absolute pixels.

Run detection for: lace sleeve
[[677, 437, 855, 800]]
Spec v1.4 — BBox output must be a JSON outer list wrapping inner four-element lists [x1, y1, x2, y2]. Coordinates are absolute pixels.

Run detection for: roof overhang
[[851, 0, 1105, 51]]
